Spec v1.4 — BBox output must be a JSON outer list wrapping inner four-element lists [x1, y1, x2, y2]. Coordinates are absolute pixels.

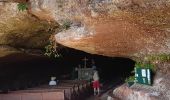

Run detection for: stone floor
[[86, 90, 119, 100], [86, 78, 123, 100]]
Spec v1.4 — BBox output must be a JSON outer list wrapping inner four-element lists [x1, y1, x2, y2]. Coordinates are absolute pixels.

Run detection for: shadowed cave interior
[[0, 47, 135, 93]]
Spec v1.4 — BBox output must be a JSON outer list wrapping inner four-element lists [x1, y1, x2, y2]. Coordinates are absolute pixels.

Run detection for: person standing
[[92, 70, 100, 95]]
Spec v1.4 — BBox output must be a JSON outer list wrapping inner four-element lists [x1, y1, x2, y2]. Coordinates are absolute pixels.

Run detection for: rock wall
[[1, 0, 170, 58], [0, 2, 58, 57], [28, 0, 170, 58], [113, 73, 170, 100]]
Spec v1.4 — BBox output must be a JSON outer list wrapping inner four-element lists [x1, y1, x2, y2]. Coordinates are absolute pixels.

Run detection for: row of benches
[[0, 80, 93, 100]]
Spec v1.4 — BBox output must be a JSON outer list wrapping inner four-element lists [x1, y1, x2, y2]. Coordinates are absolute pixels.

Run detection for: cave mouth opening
[[0, 47, 135, 92]]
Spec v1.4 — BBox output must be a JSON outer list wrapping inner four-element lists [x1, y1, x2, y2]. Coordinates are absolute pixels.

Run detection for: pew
[[60, 80, 92, 97], [59, 80, 92, 99], [0, 89, 65, 100], [28, 86, 73, 100], [0, 80, 92, 100], [27, 80, 90, 100]]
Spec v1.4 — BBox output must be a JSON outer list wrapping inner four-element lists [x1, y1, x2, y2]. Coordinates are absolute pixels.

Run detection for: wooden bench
[[28, 86, 74, 100], [0, 80, 92, 100], [0, 89, 65, 100], [59, 80, 92, 99], [33, 81, 88, 100], [46, 85, 77, 100]]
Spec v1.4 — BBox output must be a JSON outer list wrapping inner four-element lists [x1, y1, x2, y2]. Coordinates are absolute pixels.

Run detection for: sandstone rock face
[[113, 73, 170, 100], [29, 0, 170, 58], [0, 45, 20, 57], [0, 2, 58, 57]]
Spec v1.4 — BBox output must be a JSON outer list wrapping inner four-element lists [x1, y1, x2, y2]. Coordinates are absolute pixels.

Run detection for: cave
[[1, 0, 170, 99], [0, 47, 135, 93]]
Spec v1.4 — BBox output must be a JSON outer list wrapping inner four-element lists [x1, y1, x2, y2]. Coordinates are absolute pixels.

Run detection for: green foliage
[[135, 61, 155, 71], [125, 76, 135, 83], [147, 54, 170, 62], [61, 21, 71, 30], [124, 54, 169, 84], [134, 54, 170, 72], [44, 43, 61, 58], [134, 61, 142, 68], [17, 3, 28, 11], [44, 36, 62, 58], [56, 21, 72, 32]]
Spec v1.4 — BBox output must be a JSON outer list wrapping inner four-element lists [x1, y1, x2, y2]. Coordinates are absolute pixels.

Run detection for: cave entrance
[[60, 48, 135, 82], [0, 47, 135, 93]]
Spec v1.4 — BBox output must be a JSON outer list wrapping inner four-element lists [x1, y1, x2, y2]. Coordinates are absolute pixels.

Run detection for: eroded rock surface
[[1, 0, 170, 58], [113, 73, 170, 100], [28, 0, 170, 58], [0, 2, 58, 57]]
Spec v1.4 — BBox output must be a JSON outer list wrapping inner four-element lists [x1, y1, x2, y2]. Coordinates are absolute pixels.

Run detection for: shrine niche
[[78, 68, 93, 80]]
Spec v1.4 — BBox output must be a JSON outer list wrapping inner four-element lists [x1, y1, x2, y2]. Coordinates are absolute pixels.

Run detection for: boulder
[[113, 73, 170, 100]]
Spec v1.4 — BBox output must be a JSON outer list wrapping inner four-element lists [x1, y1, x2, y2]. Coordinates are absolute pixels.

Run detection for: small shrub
[[135, 61, 155, 71], [125, 76, 135, 83], [147, 54, 170, 62], [17, 3, 28, 11], [44, 43, 61, 58], [61, 21, 72, 30], [44, 36, 62, 58]]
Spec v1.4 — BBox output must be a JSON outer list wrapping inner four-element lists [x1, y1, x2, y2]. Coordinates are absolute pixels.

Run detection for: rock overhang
[[2, 0, 170, 59]]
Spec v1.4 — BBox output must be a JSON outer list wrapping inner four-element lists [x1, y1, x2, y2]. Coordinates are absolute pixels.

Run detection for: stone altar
[[78, 68, 93, 81]]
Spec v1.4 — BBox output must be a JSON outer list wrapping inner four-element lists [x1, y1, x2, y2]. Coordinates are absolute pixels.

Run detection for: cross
[[82, 57, 88, 68]]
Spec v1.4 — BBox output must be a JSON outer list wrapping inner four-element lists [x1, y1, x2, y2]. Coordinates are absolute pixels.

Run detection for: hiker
[[92, 70, 100, 95], [49, 76, 57, 86]]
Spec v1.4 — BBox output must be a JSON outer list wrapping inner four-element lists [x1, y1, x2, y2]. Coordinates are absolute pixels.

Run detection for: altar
[[77, 57, 94, 81], [78, 68, 93, 80]]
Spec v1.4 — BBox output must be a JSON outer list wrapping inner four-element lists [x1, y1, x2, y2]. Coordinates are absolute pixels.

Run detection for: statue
[[49, 77, 57, 86], [91, 59, 96, 70], [72, 65, 79, 80]]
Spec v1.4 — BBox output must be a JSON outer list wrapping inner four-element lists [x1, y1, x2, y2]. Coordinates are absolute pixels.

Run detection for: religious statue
[[72, 66, 79, 80], [91, 59, 97, 70], [49, 77, 57, 86]]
